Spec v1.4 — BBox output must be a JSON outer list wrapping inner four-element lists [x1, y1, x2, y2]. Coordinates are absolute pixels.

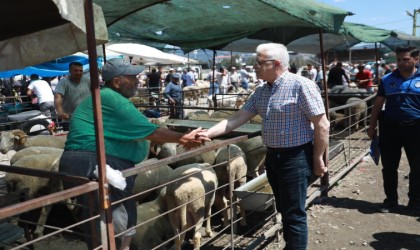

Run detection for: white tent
[[106, 43, 198, 65]]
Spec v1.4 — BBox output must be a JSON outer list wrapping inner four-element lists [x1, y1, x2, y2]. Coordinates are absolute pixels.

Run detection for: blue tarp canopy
[[0, 55, 97, 78]]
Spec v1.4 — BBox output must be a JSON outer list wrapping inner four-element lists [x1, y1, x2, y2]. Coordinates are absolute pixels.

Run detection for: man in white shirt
[[307, 64, 317, 82], [27, 74, 55, 117]]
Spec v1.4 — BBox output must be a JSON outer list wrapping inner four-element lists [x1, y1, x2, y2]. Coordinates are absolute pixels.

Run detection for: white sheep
[[183, 85, 200, 105], [130, 188, 174, 250], [153, 141, 216, 169], [5, 151, 63, 238], [209, 110, 235, 120], [344, 97, 367, 130], [207, 94, 237, 109], [165, 163, 218, 250], [235, 136, 266, 178], [133, 158, 173, 203], [214, 144, 248, 227], [0, 129, 67, 153], [185, 110, 211, 121], [10, 146, 64, 165]]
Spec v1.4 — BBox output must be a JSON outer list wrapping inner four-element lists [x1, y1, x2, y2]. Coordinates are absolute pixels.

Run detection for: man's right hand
[[367, 126, 377, 140], [58, 112, 70, 120]]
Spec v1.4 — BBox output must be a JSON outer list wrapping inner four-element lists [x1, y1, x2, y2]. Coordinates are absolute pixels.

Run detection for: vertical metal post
[[374, 43, 379, 85], [230, 50, 233, 68], [319, 29, 329, 197], [227, 145, 235, 249], [83, 0, 115, 249], [102, 44, 107, 64], [212, 50, 217, 108]]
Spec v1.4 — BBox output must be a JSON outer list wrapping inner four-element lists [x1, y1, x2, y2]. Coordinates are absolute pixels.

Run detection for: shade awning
[[97, 0, 349, 52], [0, 0, 108, 71]]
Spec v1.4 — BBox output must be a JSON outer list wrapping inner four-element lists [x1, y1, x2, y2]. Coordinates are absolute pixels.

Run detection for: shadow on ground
[[370, 232, 420, 250]]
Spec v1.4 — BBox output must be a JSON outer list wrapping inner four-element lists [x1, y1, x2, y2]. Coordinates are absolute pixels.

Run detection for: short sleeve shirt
[[242, 71, 325, 148], [54, 76, 91, 115], [65, 88, 158, 163], [28, 79, 54, 103], [378, 67, 420, 121]]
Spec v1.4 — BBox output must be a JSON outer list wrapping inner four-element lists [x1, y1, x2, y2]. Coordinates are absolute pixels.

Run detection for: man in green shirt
[[59, 58, 208, 250]]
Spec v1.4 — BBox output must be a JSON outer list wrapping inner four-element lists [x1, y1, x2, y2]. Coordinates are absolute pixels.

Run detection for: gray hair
[[256, 43, 290, 69]]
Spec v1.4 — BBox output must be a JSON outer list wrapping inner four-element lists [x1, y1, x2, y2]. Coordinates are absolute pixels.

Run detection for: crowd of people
[[295, 61, 397, 93]]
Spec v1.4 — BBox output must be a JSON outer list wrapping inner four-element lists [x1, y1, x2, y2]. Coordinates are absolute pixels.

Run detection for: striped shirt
[[242, 71, 325, 148]]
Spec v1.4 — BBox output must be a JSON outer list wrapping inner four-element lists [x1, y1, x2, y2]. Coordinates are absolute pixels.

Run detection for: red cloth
[[355, 70, 373, 87]]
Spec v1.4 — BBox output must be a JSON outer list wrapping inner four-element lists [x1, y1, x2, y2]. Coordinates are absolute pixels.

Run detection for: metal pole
[[413, 9, 418, 36], [374, 43, 379, 85], [212, 50, 217, 108], [84, 0, 115, 249], [230, 50, 233, 68], [318, 29, 329, 197], [102, 44, 107, 64]]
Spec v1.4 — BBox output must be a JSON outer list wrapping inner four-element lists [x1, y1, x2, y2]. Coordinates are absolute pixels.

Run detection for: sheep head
[[12, 130, 29, 145]]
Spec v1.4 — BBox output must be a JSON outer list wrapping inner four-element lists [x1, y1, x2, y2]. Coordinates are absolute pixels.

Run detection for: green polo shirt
[[65, 87, 158, 164]]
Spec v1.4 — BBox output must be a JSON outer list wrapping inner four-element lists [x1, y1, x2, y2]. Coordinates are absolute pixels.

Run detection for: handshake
[[179, 127, 212, 150]]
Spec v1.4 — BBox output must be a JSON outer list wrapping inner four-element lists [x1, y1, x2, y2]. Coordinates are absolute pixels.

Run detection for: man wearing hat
[[164, 72, 183, 119], [58, 58, 209, 250]]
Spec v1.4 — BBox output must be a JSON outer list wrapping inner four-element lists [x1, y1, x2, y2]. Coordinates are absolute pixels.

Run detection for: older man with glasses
[[198, 43, 329, 250]]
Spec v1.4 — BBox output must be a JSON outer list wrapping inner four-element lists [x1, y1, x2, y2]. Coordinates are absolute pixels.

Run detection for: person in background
[[327, 62, 350, 89], [307, 63, 317, 82], [216, 67, 229, 94], [207, 66, 219, 95], [381, 63, 392, 75], [163, 72, 183, 119], [54, 61, 91, 121], [368, 46, 420, 215], [192, 68, 199, 81], [27, 74, 55, 117], [355, 64, 374, 93], [239, 63, 250, 90], [59, 58, 209, 250], [164, 68, 175, 86], [315, 65, 324, 91], [229, 66, 240, 92], [289, 62, 297, 74], [198, 43, 329, 249], [184, 67, 196, 87], [146, 68, 161, 105]]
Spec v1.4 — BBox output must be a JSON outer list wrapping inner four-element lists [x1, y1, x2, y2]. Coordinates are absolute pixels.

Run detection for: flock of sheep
[[0, 121, 266, 249]]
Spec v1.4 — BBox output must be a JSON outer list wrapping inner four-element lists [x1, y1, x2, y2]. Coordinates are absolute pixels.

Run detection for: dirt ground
[[264, 150, 420, 250]]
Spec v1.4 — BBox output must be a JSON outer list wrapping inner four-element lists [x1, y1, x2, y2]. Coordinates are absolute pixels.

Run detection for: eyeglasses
[[254, 59, 276, 66]]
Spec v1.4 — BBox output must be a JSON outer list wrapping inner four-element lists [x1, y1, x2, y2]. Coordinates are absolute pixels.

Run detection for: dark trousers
[[59, 150, 137, 249], [169, 99, 183, 119], [379, 120, 420, 204], [265, 143, 313, 250]]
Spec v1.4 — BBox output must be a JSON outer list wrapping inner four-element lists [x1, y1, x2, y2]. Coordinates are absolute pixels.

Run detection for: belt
[[267, 142, 312, 153], [382, 118, 420, 127]]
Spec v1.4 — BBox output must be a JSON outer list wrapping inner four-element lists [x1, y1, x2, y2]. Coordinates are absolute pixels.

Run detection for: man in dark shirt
[[327, 62, 350, 89], [147, 68, 161, 104]]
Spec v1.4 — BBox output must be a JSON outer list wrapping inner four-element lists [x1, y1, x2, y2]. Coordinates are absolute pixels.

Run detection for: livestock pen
[[0, 93, 375, 249]]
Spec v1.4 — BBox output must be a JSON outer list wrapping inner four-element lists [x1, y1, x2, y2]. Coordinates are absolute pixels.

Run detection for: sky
[[321, 0, 419, 36]]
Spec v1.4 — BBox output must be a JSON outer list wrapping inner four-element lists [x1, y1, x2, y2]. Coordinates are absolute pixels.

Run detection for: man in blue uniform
[[163, 73, 183, 119], [368, 46, 420, 214]]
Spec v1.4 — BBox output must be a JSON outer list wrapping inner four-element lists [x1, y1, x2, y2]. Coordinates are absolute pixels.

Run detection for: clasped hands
[[180, 127, 211, 150]]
